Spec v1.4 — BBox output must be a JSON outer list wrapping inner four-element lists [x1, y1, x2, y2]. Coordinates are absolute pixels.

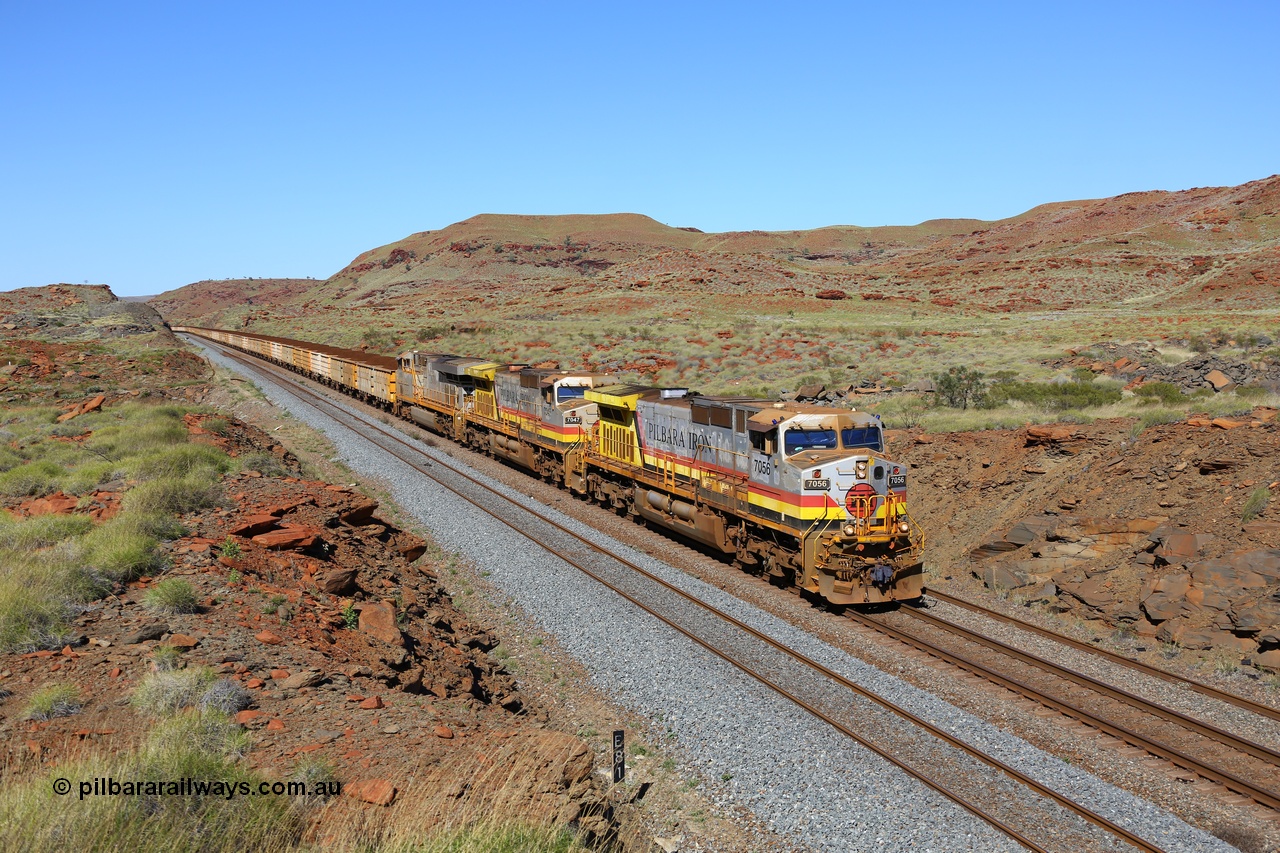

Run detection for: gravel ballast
[[192, 338, 1238, 853]]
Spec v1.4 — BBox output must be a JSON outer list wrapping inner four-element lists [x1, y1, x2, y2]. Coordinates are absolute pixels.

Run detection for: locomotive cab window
[[841, 426, 883, 452], [557, 385, 587, 404], [784, 428, 837, 455], [750, 428, 777, 456], [437, 373, 475, 393], [598, 404, 630, 424]]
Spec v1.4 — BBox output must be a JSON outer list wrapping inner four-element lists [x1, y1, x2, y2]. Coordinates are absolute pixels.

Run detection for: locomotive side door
[[748, 426, 779, 487]]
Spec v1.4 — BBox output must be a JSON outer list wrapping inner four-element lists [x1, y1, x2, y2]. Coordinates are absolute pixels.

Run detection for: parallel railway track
[[189, 334, 1187, 853], [847, 604, 1280, 812], [924, 588, 1280, 726]]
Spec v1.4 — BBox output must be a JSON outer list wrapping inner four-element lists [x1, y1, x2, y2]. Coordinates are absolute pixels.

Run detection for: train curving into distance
[[175, 326, 924, 605]]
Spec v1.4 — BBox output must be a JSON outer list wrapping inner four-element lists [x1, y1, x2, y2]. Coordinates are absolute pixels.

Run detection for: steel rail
[[187, 332, 1170, 853], [848, 609, 1280, 811], [902, 605, 1280, 766], [924, 587, 1280, 725]]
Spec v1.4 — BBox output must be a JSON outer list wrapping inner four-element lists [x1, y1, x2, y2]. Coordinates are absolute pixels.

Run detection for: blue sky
[[2, 1, 1276, 296]]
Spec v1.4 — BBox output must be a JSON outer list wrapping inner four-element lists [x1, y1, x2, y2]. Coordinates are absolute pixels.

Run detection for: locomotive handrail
[[692, 442, 752, 477]]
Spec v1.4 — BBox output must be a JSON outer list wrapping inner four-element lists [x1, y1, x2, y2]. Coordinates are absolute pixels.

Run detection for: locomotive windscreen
[[558, 386, 588, 402], [840, 426, 883, 451], [784, 428, 838, 454]]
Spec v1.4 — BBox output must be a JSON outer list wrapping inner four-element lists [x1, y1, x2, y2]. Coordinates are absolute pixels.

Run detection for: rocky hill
[[895, 410, 1280, 672], [149, 175, 1280, 396], [0, 283, 207, 408]]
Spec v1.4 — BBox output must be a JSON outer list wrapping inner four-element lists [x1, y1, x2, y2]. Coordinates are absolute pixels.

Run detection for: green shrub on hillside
[[932, 366, 987, 409], [416, 324, 449, 341], [1134, 381, 1184, 406], [983, 376, 1122, 410], [361, 327, 396, 351]]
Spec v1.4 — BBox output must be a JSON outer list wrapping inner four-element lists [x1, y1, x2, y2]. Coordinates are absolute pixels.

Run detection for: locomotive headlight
[[898, 520, 910, 534], [842, 523, 857, 537], [855, 460, 868, 479]]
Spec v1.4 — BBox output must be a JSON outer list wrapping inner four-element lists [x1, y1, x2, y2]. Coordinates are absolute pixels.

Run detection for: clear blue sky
[[3, 1, 1276, 296]]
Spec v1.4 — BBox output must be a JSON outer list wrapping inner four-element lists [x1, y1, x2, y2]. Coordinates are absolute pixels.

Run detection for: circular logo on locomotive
[[844, 483, 879, 518]]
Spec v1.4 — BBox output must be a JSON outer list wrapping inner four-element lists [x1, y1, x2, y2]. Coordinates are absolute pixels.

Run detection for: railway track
[[190, 334, 1191, 852], [846, 603, 1280, 814], [924, 587, 1280, 726]]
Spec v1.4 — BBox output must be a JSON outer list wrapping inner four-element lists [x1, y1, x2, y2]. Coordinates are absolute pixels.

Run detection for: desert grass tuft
[[0, 548, 83, 651], [202, 417, 231, 436], [0, 513, 94, 550], [123, 473, 223, 516], [131, 667, 250, 716], [129, 443, 232, 481], [24, 683, 83, 720], [151, 643, 184, 672], [143, 578, 199, 614], [58, 459, 121, 494], [379, 823, 590, 852], [1130, 408, 1184, 437], [83, 521, 161, 579], [1242, 487, 1271, 524], [237, 451, 289, 478], [0, 713, 300, 853], [0, 460, 65, 497]]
